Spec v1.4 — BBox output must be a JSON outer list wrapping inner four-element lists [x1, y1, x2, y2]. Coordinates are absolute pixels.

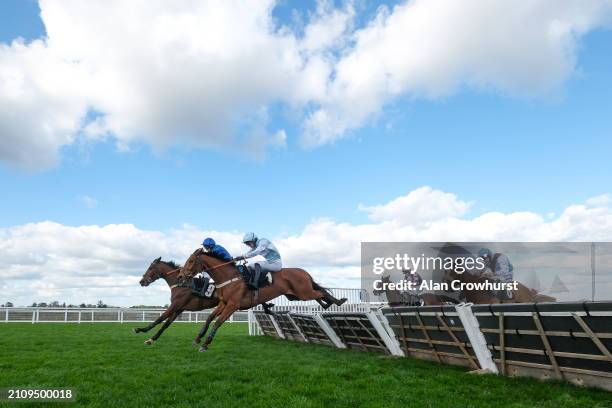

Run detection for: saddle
[[237, 264, 271, 290], [191, 276, 215, 298]]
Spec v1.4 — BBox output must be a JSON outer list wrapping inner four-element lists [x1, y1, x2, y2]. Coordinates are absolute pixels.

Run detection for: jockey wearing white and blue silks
[[478, 248, 514, 283], [234, 232, 282, 289]]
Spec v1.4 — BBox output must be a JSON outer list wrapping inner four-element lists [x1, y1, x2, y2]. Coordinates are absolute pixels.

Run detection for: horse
[[134, 257, 219, 345], [443, 268, 557, 304], [177, 248, 347, 351]]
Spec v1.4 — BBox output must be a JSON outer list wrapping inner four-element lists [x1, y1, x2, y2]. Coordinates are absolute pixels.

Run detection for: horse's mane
[[197, 248, 234, 265], [161, 260, 181, 269]]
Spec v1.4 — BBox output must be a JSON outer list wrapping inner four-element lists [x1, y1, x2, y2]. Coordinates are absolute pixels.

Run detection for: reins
[[188, 255, 243, 289], [162, 268, 190, 289]]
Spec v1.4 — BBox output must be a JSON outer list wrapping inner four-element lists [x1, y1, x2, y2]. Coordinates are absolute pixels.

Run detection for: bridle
[[147, 262, 189, 289]]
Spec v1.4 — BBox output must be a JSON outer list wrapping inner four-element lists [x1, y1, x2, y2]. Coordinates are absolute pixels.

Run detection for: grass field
[[0, 323, 611, 408]]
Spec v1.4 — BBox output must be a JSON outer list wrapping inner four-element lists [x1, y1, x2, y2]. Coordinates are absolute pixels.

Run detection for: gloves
[[233, 256, 245, 262]]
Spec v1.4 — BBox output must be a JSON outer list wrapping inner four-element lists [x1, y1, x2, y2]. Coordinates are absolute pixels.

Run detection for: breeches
[[249, 259, 282, 274]]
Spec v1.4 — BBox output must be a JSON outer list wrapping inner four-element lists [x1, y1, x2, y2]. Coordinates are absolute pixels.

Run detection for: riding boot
[[249, 269, 261, 290]]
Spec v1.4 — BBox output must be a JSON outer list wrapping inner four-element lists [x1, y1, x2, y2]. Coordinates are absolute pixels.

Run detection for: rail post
[[370, 311, 404, 356], [455, 303, 498, 374], [248, 310, 254, 335], [314, 314, 345, 349]]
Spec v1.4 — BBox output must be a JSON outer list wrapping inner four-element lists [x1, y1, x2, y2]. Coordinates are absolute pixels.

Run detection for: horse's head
[[140, 257, 163, 286], [178, 248, 205, 282]]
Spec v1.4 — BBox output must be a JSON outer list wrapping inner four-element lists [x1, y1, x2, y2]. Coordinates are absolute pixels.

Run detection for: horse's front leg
[[193, 303, 224, 346], [199, 304, 237, 352], [133, 308, 172, 334], [145, 310, 181, 344]]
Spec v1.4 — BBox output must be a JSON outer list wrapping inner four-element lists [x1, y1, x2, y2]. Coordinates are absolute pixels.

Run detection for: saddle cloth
[[191, 276, 215, 298]]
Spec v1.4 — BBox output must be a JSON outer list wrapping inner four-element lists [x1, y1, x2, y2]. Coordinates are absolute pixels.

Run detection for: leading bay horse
[[135, 257, 219, 344], [177, 248, 347, 351]]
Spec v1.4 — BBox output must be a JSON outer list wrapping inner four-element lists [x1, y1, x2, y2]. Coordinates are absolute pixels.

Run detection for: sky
[[1, 0, 612, 307]]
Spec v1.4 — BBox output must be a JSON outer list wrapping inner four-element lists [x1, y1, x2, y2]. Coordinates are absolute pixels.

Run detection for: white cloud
[[0, 38, 91, 169], [0, 221, 245, 306], [79, 195, 98, 208], [301, 0, 612, 145], [1, 1, 612, 168], [358, 186, 471, 225], [2, 188, 612, 306], [586, 193, 611, 207]]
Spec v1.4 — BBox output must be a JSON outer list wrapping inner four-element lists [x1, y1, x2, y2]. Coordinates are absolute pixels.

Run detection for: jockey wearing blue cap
[[234, 232, 281, 289], [202, 237, 233, 262]]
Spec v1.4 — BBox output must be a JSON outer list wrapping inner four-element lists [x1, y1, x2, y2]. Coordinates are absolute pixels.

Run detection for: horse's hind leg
[[194, 304, 223, 346], [133, 308, 171, 334], [326, 293, 347, 307], [314, 283, 347, 306], [145, 310, 181, 344], [262, 303, 275, 315]]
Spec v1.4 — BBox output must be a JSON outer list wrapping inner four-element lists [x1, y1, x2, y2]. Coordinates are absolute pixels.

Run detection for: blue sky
[[1, 1, 611, 235], [1, 1, 612, 305]]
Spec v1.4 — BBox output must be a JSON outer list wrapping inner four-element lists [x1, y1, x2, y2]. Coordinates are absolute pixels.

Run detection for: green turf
[[0, 323, 610, 408]]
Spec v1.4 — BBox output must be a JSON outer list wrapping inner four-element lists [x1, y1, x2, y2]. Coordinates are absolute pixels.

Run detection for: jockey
[[233, 232, 281, 289], [402, 268, 423, 293], [478, 248, 514, 283], [202, 237, 233, 262]]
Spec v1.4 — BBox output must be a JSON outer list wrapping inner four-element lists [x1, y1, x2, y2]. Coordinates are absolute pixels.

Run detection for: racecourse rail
[[0, 288, 368, 324]]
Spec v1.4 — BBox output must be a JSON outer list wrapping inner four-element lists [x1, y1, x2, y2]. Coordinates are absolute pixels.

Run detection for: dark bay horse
[[135, 257, 219, 344], [177, 249, 347, 351]]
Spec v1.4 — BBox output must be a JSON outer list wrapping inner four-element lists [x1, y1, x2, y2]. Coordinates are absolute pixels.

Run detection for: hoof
[[198, 346, 207, 353], [144, 339, 153, 345], [192, 338, 201, 347]]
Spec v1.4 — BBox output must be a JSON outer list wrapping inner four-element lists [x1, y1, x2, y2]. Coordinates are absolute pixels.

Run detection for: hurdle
[[471, 301, 612, 391]]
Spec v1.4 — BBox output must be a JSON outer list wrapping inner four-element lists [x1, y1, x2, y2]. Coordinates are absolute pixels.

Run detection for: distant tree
[[38, 302, 48, 307], [31, 302, 37, 307], [5, 302, 14, 307], [50, 300, 60, 307], [79, 303, 87, 308], [61, 302, 66, 308], [96, 300, 107, 308]]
